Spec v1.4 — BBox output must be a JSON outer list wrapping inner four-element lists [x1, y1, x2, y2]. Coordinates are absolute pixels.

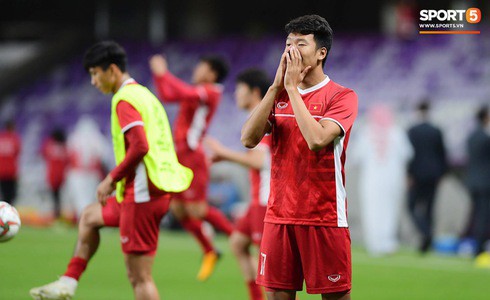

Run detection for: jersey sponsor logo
[[309, 103, 323, 113], [259, 252, 267, 275], [121, 236, 129, 244], [277, 102, 288, 109], [328, 274, 341, 282]]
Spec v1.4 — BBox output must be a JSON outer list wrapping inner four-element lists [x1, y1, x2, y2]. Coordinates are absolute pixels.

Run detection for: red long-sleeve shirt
[[42, 138, 68, 190], [153, 72, 222, 149], [0, 130, 21, 180]]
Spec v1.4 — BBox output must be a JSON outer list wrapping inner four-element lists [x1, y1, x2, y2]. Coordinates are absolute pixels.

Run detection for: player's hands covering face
[[284, 46, 311, 90]]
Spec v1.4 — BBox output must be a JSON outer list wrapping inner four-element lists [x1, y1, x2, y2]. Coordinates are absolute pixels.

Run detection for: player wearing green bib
[[30, 41, 191, 300], [111, 82, 193, 202]]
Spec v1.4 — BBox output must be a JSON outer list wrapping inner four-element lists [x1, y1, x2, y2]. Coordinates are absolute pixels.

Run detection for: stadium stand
[[2, 32, 489, 159], [1, 32, 489, 244]]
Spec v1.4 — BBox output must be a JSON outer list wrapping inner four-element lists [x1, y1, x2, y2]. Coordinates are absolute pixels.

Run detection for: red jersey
[[250, 135, 271, 207], [110, 96, 168, 203], [265, 76, 358, 227], [42, 138, 68, 190], [0, 130, 21, 180], [153, 72, 222, 149]]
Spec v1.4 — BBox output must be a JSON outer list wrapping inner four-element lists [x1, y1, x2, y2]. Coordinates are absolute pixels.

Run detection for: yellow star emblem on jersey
[[309, 103, 323, 113]]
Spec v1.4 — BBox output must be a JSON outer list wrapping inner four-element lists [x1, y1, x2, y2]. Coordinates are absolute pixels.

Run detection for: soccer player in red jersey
[[241, 15, 358, 300], [205, 68, 271, 300], [31, 41, 191, 300], [149, 53, 234, 280], [41, 128, 68, 220], [0, 120, 21, 205]]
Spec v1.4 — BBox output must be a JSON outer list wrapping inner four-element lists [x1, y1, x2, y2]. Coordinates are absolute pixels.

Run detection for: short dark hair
[[285, 14, 333, 67], [83, 41, 127, 72], [417, 100, 430, 112], [476, 105, 489, 124], [51, 128, 66, 143], [236, 68, 270, 98], [200, 55, 229, 83]]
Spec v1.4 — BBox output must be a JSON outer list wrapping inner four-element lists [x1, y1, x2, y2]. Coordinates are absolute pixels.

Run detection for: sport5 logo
[[420, 8, 481, 24]]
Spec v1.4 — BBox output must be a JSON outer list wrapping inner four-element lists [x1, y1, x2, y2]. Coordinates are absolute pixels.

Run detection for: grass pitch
[[1, 226, 489, 299]]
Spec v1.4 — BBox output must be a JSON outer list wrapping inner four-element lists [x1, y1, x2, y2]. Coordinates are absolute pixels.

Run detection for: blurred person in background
[[31, 40, 192, 300], [407, 100, 448, 253], [394, 0, 417, 40], [465, 106, 490, 265], [41, 128, 69, 221], [205, 68, 271, 300], [64, 116, 109, 221], [0, 120, 21, 205], [149, 53, 233, 281], [351, 104, 413, 256]]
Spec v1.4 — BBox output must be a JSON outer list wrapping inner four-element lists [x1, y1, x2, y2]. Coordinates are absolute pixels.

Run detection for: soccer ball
[[0, 201, 21, 242]]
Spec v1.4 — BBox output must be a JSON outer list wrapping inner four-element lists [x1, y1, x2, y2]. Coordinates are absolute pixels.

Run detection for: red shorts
[[257, 223, 351, 294], [173, 142, 209, 202], [102, 196, 170, 255], [235, 205, 267, 246]]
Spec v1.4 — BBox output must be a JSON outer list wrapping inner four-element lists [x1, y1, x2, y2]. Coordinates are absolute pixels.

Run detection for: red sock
[[63, 257, 88, 281], [247, 280, 264, 300], [180, 217, 214, 254], [204, 206, 233, 236]]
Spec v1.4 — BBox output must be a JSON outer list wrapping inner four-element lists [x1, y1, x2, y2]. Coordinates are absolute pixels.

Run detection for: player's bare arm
[[205, 136, 266, 170], [151, 58, 204, 103], [241, 51, 288, 148], [285, 46, 341, 151]]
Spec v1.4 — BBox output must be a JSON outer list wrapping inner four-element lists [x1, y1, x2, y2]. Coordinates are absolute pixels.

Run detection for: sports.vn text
[[419, 23, 464, 29]]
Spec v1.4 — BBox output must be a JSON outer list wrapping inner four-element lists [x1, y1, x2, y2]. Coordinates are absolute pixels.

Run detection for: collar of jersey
[[297, 75, 330, 95], [118, 78, 137, 92]]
